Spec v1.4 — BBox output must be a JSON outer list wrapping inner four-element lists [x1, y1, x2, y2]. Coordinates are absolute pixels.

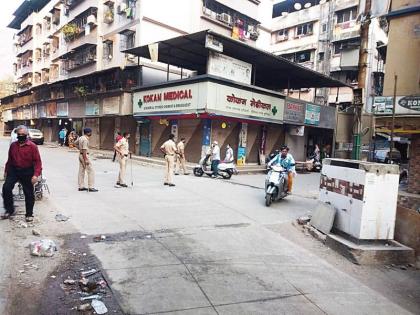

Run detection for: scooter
[[193, 154, 237, 179], [306, 154, 322, 172], [265, 165, 288, 207]]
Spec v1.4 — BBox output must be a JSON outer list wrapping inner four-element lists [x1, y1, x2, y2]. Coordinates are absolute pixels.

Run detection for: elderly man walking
[[2, 125, 42, 222]]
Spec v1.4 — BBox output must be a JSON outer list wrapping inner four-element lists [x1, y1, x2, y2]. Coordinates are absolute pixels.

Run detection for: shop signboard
[[284, 99, 305, 123], [208, 82, 284, 123], [374, 95, 420, 115], [319, 105, 337, 129], [38, 104, 47, 118], [46, 102, 57, 118], [103, 96, 120, 115], [207, 51, 252, 85], [57, 102, 69, 117], [133, 83, 203, 115], [2, 110, 12, 122], [85, 102, 100, 116], [304, 104, 321, 125], [23, 107, 31, 119]]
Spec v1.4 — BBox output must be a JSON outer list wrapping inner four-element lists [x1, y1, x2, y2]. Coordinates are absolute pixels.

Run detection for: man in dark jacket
[[2, 125, 42, 222]]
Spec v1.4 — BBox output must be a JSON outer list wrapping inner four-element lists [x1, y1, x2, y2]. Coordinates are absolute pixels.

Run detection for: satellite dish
[[294, 3, 302, 10], [304, 3, 312, 8], [319, 0, 327, 4], [281, 11, 289, 16]]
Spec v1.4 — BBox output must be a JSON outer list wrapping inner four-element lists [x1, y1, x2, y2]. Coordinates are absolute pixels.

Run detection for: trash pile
[[62, 267, 109, 314]]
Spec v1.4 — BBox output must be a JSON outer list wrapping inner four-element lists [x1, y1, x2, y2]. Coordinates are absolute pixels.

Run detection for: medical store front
[[283, 98, 337, 161], [133, 76, 286, 165]]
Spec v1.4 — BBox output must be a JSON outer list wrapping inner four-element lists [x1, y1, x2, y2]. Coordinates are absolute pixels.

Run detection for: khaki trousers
[[164, 155, 175, 184], [78, 155, 95, 189], [175, 155, 187, 174], [118, 156, 128, 184]]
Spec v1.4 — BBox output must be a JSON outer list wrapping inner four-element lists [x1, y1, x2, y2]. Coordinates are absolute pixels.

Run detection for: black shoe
[[164, 183, 169, 186], [116, 182, 121, 186], [168, 183, 176, 187], [78, 188, 88, 191], [120, 184, 128, 188], [88, 188, 99, 192], [1, 211, 16, 220], [174, 173, 179, 175]]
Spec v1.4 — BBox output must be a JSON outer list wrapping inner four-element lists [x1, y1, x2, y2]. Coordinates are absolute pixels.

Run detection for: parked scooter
[[306, 154, 322, 172], [193, 154, 237, 179], [265, 165, 288, 206]]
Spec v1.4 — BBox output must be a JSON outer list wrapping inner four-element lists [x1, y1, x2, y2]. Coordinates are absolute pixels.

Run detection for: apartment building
[[2, 0, 274, 152], [270, 0, 387, 158]]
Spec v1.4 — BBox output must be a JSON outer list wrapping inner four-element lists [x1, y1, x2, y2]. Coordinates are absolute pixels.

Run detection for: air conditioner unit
[[87, 14, 97, 25], [221, 13, 232, 25], [277, 35, 287, 41], [203, 7, 212, 16]]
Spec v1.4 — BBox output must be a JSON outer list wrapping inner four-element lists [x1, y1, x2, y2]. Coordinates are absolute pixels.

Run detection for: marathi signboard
[[85, 102, 100, 116], [305, 104, 321, 125], [103, 96, 120, 115], [38, 104, 47, 118], [207, 82, 284, 122], [46, 102, 57, 118], [207, 51, 252, 85], [374, 95, 420, 115], [57, 102, 69, 117], [284, 100, 305, 123]]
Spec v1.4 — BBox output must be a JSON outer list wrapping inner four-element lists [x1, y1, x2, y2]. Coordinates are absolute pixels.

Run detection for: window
[[336, 7, 357, 24], [321, 23, 327, 33], [318, 52, 325, 61], [296, 50, 311, 63], [120, 30, 135, 51], [103, 40, 113, 60], [296, 23, 313, 36], [276, 29, 288, 41], [281, 50, 312, 63], [333, 38, 360, 54]]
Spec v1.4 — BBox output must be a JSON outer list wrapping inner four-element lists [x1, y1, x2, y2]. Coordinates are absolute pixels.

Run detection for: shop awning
[[124, 30, 350, 90]]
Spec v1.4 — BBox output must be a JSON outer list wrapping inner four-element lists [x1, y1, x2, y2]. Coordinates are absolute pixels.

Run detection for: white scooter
[[193, 154, 237, 179], [265, 165, 288, 207]]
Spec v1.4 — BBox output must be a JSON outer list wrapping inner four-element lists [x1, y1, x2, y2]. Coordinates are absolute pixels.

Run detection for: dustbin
[[319, 159, 400, 240]]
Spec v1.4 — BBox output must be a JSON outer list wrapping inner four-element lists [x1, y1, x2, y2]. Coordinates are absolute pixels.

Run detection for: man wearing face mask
[[268, 145, 296, 193], [2, 125, 42, 222]]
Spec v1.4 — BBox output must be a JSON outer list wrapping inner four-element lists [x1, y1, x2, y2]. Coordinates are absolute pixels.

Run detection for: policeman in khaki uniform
[[160, 134, 178, 187], [175, 137, 189, 175], [76, 128, 98, 192], [114, 132, 130, 187]]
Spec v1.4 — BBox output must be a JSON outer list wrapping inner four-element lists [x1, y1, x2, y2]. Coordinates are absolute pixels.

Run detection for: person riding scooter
[[268, 145, 296, 193], [211, 141, 221, 177]]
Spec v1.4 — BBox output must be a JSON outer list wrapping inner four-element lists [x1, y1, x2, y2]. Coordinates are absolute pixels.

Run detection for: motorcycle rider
[[267, 145, 296, 193], [224, 144, 234, 163]]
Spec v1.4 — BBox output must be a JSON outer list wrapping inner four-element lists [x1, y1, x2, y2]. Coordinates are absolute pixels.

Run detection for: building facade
[[373, 0, 420, 195], [270, 0, 388, 158]]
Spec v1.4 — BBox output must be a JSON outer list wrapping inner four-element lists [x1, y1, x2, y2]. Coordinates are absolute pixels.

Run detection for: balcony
[[62, 8, 98, 44], [334, 0, 359, 12], [62, 44, 97, 72], [17, 74, 33, 90], [332, 21, 360, 42]]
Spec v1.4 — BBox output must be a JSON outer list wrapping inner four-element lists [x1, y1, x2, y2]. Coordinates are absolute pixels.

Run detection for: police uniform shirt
[[117, 138, 129, 155], [161, 140, 177, 155]]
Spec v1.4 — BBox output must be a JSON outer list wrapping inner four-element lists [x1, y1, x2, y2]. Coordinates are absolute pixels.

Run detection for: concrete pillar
[[408, 134, 420, 194]]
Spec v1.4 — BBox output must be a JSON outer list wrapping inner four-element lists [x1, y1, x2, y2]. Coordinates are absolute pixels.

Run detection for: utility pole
[[389, 74, 398, 159], [352, 0, 372, 160]]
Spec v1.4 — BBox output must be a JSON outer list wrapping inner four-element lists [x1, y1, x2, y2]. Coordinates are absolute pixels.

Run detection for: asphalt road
[[0, 138, 419, 315]]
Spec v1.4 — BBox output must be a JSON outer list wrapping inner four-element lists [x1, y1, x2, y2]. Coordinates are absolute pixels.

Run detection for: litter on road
[[55, 214, 69, 222], [30, 239, 57, 257], [80, 294, 102, 301], [91, 299, 108, 314], [81, 268, 99, 277]]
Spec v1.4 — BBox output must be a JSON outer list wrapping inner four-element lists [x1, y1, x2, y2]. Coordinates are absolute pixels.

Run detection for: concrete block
[[310, 201, 336, 235], [326, 233, 415, 265]]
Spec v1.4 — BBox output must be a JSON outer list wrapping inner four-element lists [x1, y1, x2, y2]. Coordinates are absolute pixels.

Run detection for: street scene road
[[1, 137, 419, 315]]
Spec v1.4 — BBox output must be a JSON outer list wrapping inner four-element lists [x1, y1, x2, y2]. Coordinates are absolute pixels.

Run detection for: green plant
[[104, 9, 114, 23], [62, 23, 80, 42], [74, 85, 87, 97]]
